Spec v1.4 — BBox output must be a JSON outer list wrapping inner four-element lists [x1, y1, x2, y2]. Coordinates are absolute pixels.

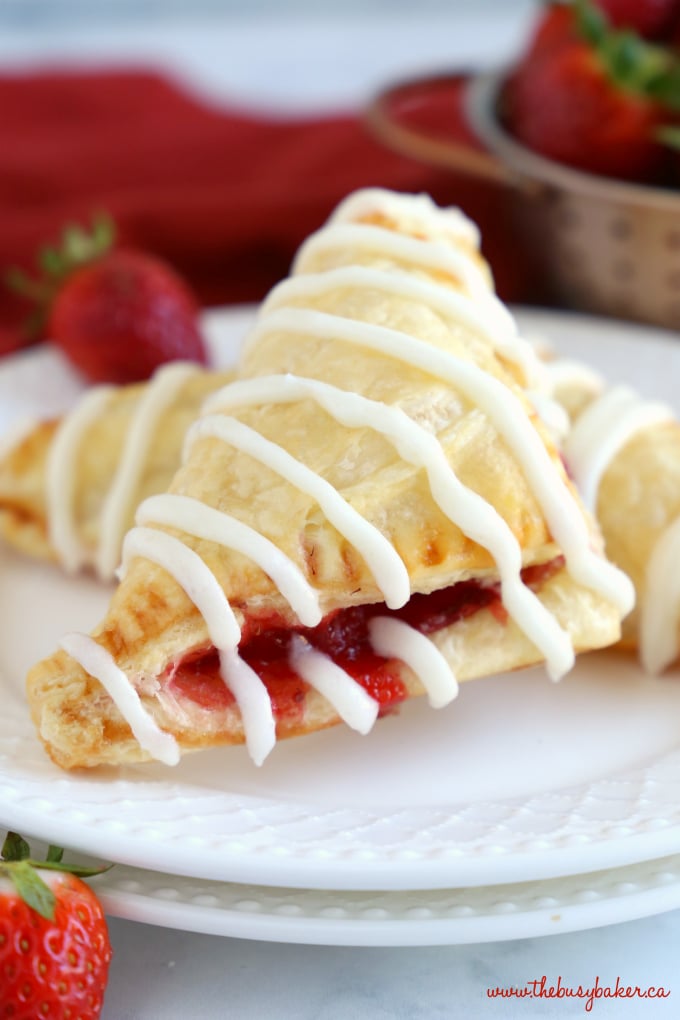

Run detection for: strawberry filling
[[169, 557, 564, 720]]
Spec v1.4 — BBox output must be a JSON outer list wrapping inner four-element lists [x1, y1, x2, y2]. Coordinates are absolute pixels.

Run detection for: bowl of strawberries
[[367, 0, 680, 329]]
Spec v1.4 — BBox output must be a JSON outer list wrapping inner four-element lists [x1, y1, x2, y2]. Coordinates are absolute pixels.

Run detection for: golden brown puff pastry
[[25, 188, 632, 771], [0, 365, 234, 580], [545, 357, 680, 673]]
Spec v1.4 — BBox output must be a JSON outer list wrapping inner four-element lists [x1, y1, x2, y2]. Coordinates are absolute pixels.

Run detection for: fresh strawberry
[[521, 2, 580, 60], [0, 832, 112, 1020], [504, 43, 669, 180], [7, 217, 208, 383], [593, 0, 680, 39], [503, 2, 680, 182]]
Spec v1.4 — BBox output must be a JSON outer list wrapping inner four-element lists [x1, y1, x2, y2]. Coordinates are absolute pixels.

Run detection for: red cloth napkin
[[0, 68, 539, 355]]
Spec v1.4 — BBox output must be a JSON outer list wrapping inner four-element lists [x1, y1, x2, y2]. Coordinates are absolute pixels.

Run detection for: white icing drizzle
[[640, 515, 680, 675], [136, 494, 322, 627], [328, 187, 482, 248], [47, 385, 116, 573], [43, 361, 198, 580], [292, 185, 550, 386], [551, 374, 679, 675], [292, 223, 492, 301], [261, 262, 535, 377], [120, 526, 242, 647], [184, 414, 411, 610], [206, 373, 575, 680], [368, 616, 458, 708], [528, 391, 571, 445], [55, 191, 637, 765], [564, 385, 674, 512], [544, 358, 605, 400], [120, 526, 277, 762], [218, 649, 276, 765], [59, 632, 180, 765], [289, 636, 379, 734], [96, 363, 197, 581], [243, 307, 635, 616]]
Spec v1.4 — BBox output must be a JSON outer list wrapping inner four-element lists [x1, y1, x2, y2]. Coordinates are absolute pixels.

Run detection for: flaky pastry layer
[[0, 368, 234, 572], [23, 188, 628, 770]]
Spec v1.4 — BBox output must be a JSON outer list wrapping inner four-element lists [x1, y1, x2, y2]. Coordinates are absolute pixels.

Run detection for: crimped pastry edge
[[26, 564, 622, 770]]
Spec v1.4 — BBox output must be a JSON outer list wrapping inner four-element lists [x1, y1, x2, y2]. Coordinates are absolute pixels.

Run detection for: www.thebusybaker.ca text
[[487, 974, 670, 1012]]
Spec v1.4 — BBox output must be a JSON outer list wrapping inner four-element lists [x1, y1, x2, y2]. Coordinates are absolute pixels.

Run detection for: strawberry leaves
[[5, 214, 115, 342], [8, 215, 115, 302], [8, 860, 56, 920], [0, 831, 110, 920], [576, 0, 680, 107]]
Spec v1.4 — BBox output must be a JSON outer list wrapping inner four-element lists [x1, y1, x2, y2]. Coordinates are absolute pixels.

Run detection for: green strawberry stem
[[1, 831, 111, 921], [2, 831, 31, 861], [8, 860, 57, 920], [5, 213, 116, 341], [575, 0, 680, 108], [656, 123, 680, 149]]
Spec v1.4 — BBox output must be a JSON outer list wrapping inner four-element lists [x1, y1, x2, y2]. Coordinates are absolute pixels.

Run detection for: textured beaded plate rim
[[92, 851, 680, 944], [1, 307, 680, 893]]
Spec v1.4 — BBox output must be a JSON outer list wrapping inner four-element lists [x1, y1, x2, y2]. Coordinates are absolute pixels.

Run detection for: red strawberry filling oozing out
[[169, 558, 564, 721]]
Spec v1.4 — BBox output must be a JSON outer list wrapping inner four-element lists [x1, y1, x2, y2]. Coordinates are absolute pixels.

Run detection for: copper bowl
[[366, 71, 680, 331]]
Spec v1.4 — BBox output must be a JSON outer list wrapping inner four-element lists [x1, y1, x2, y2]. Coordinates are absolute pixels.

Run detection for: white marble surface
[[2, 6, 680, 1017], [102, 913, 678, 1018]]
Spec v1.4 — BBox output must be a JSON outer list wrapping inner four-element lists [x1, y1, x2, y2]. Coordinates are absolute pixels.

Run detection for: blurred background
[[0, 0, 534, 111], [0, 0, 539, 351]]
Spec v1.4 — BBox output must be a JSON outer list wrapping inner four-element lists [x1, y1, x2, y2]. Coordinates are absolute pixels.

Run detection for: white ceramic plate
[[2, 308, 680, 893], [86, 850, 680, 945]]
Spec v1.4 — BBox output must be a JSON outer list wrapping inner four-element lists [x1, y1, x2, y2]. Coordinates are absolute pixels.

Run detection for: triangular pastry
[[25, 188, 634, 770], [544, 355, 680, 674], [0, 365, 234, 580]]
